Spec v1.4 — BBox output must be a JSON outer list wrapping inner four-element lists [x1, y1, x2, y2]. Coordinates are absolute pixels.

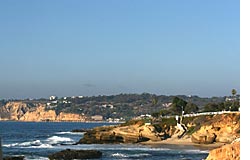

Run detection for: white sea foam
[[187, 149, 209, 153], [3, 140, 42, 147], [29, 143, 53, 149], [3, 136, 74, 149], [25, 156, 49, 160], [3, 143, 19, 147], [46, 136, 74, 145], [111, 153, 151, 158], [111, 153, 128, 157], [21, 140, 42, 146], [130, 153, 151, 157], [75, 144, 172, 151], [55, 131, 83, 135], [3, 140, 53, 148]]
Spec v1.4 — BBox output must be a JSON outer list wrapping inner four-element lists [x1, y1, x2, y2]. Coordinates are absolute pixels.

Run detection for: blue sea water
[[0, 122, 209, 160]]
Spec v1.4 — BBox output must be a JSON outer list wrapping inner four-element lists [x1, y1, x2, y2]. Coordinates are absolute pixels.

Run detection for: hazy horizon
[[1, 91, 238, 100], [0, 1, 240, 99]]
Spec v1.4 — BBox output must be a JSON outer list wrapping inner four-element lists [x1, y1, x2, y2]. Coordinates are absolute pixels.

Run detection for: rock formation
[[77, 121, 164, 144], [0, 102, 30, 120], [19, 105, 57, 121], [56, 112, 86, 121], [3, 156, 25, 160], [48, 149, 102, 160], [206, 139, 240, 160], [191, 113, 240, 144], [78, 113, 240, 145], [0, 102, 86, 122]]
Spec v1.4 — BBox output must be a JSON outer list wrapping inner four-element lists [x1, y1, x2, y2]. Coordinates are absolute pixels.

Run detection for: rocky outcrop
[[206, 139, 240, 160], [78, 122, 164, 144], [3, 156, 25, 160], [71, 128, 90, 133], [78, 113, 240, 145], [0, 102, 86, 122], [191, 132, 216, 144], [48, 149, 102, 160], [191, 113, 240, 144]]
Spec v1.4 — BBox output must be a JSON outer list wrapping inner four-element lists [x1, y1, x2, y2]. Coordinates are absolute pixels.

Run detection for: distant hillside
[[0, 93, 231, 121]]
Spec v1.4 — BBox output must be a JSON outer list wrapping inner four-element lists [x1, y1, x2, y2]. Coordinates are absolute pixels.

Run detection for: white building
[[49, 96, 57, 101], [101, 104, 114, 109], [91, 115, 103, 121]]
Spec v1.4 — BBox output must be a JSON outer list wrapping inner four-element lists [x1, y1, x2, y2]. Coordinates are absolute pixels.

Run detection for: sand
[[140, 136, 226, 151]]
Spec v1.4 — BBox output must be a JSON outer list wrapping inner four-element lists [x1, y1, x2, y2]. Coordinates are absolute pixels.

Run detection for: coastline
[[140, 137, 226, 151], [0, 120, 125, 123]]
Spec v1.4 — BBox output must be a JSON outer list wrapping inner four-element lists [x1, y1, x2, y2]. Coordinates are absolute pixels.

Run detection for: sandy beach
[[140, 136, 226, 151]]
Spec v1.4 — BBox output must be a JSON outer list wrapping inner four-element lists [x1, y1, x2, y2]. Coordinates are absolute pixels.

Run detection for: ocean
[[0, 121, 209, 160]]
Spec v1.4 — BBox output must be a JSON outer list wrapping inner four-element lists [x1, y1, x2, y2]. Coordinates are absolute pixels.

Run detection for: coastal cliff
[[0, 102, 86, 122], [0, 102, 30, 120]]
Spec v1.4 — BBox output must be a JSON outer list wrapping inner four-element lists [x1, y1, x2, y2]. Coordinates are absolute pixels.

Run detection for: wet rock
[[71, 128, 90, 133], [3, 156, 25, 160], [48, 149, 102, 160]]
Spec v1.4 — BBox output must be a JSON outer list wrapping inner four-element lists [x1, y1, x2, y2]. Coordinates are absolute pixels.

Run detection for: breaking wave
[[55, 131, 83, 135], [3, 136, 74, 148], [3, 140, 53, 148], [111, 152, 151, 158], [46, 136, 74, 145]]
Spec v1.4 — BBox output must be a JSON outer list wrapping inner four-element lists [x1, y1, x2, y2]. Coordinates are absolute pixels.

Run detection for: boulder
[[191, 132, 216, 144], [77, 126, 118, 144], [48, 149, 102, 160]]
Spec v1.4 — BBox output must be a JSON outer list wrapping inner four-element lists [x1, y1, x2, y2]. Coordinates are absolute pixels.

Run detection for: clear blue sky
[[0, 0, 239, 99]]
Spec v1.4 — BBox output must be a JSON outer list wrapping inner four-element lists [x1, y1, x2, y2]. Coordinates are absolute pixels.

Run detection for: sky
[[0, 0, 240, 99]]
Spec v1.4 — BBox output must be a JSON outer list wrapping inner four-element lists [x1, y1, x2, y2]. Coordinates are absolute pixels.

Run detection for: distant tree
[[231, 89, 238, 111], [159, 109, 172, 116], [231, 89, 237, 97], [171, 97, 187, 115], [230, 101, 240, 111], [152, 97, 158, 106], [184, 103, 199, 113], [203, 103, 220, 112], [152, 112, 160, 118]]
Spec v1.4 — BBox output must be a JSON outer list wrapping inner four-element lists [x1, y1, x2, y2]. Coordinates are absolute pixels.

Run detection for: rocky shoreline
[[76, 112, 240, 159], [0, 105, 240, 159]]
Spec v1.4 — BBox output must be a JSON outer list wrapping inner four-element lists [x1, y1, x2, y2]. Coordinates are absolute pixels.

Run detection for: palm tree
[[232, 89, 237, 97], [230, 89, 237, 111]]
